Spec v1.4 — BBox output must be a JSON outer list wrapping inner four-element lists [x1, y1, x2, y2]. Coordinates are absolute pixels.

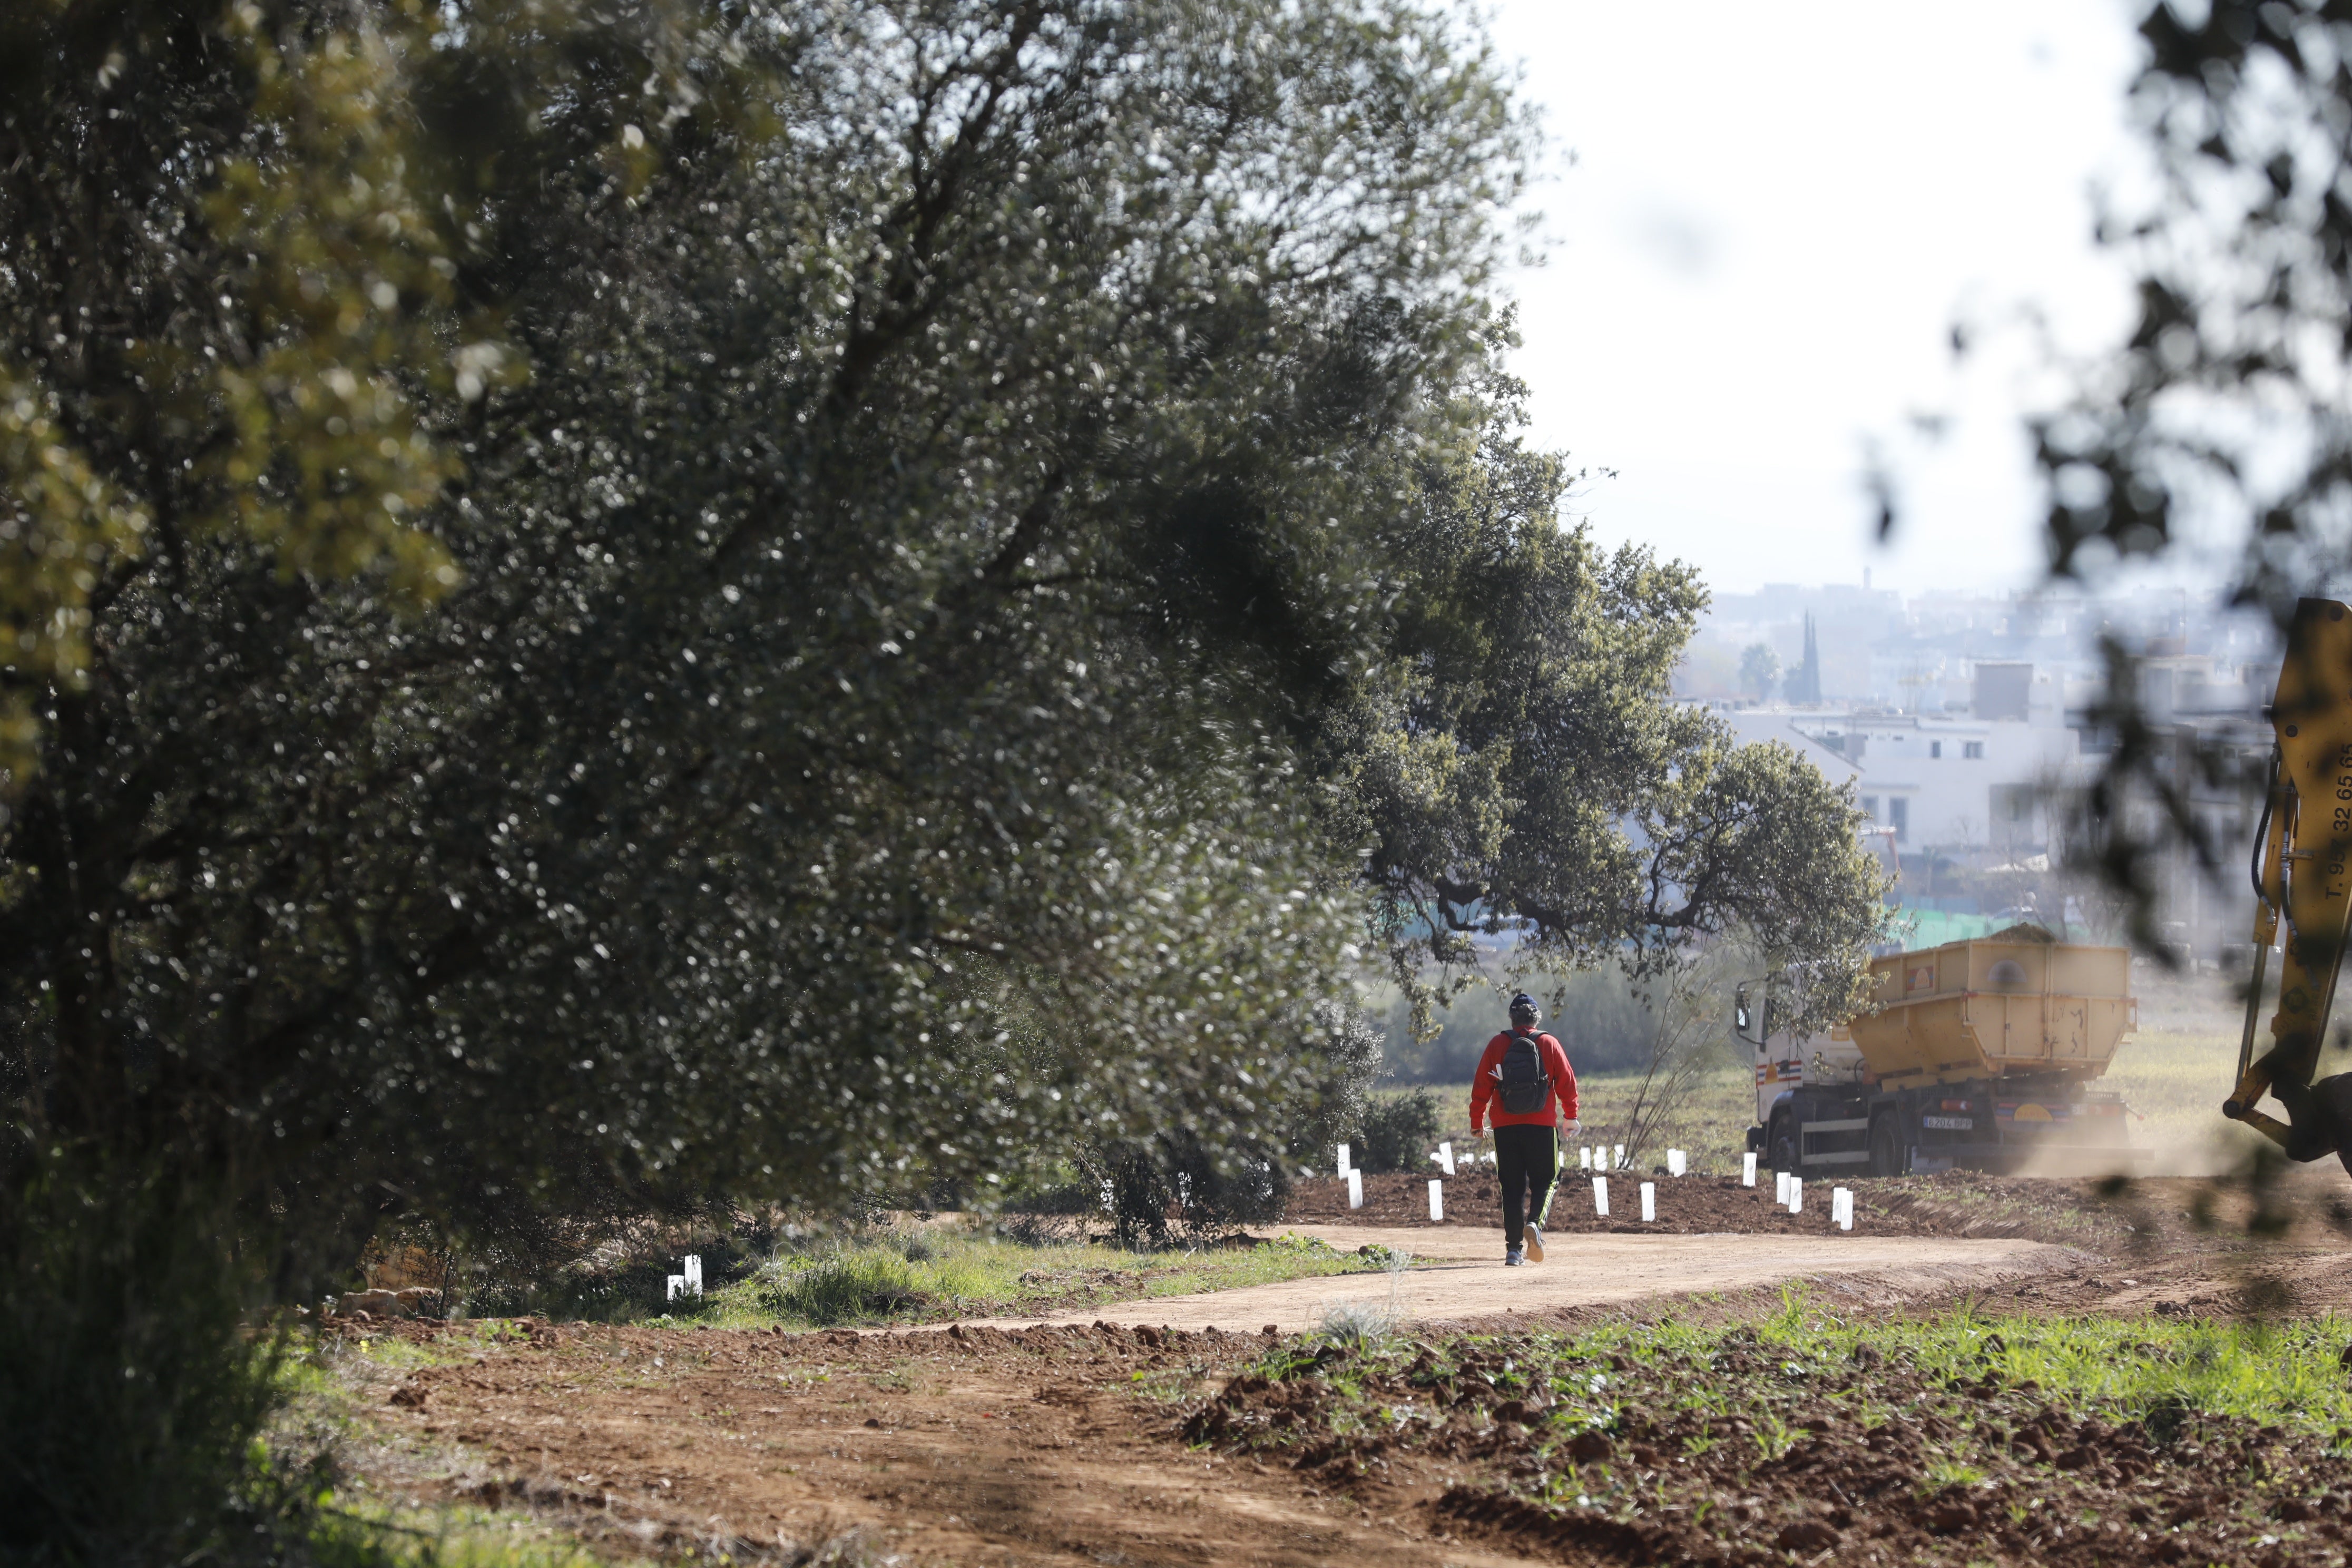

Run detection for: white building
[[1710, 663, 2082, 855]]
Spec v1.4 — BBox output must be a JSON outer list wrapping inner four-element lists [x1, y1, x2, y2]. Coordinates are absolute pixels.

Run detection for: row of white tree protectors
[[656, 1149, 1860, 1300], [1332, 1140, 1688, 1180], [1335, 1144, 1858, 1231]]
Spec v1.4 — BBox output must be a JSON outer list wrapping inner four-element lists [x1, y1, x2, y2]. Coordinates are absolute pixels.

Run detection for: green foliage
[[1315, 386, 1887, 1033], [0, 1, 492, 779], [0, 0, 1531, 1266], [1351, 1087, 1440, 1174], [0, 1154, 297, 1565], [1737, 642, 1779, 699], [1089, 997, 1383, 1243], [0, 0, 1889, 1545], [711, 1227, 1358, 1329], [0, 0, 1541, 1546]]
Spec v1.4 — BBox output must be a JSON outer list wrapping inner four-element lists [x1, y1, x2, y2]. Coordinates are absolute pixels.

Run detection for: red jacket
[[1469, 1030, 1577, 1132]]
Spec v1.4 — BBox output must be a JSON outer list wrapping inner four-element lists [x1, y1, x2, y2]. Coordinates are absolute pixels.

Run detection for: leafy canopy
[[1319, 382, 1885, 1034], [1, 0, 1536, 1257], [1, 0, 1879, 1286], [2007, 2, 2352, 927]]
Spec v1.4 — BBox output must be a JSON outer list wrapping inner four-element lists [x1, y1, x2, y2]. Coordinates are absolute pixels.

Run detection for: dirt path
[[352, 1226, 2070, 1568], [358, 1322, 1537, 1567], [931, 1232, 2080, 1335]]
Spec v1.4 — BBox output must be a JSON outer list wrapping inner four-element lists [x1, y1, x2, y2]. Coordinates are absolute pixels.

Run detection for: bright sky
[[1486, 1, 2150, 600]]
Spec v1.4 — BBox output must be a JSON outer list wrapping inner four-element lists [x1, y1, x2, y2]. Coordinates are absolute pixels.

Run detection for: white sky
[[1486, 1, 2150, 600]]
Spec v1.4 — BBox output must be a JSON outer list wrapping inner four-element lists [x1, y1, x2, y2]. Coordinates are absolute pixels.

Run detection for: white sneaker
[[1523, 1222, 1545, 1263], [1504, 1249, 1525, 1267]]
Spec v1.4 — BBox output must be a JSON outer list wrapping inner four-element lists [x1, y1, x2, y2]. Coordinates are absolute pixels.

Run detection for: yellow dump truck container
[[1846, 924, 2135, 1089]]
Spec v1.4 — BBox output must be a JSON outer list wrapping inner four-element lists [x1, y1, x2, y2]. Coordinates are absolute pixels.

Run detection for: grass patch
[[670, 1226, 1379, 1330], [1232, 1293, 2352, 1443], [303, 1499, 631, 1568]]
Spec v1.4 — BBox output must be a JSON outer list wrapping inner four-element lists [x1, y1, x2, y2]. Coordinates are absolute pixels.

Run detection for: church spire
[[1790, 612, 1822, 704]]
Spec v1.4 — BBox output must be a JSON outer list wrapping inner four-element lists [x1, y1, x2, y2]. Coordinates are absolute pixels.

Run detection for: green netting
[[1890, 909, 2012, 950]]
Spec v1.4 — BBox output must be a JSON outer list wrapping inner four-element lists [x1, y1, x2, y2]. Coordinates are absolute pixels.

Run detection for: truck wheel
[[1768, 1116, 1800, 1177], [1868, 1114, 1906, 1178]]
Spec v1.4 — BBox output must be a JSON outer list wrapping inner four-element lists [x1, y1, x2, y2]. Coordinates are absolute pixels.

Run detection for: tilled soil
[[1181, 1321, 2352, 1567]]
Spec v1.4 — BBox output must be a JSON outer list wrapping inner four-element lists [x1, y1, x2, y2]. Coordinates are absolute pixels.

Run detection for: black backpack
[[1493, 1029, 1552, 1115]]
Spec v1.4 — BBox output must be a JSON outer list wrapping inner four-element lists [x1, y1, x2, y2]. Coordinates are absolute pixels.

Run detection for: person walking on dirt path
[[1468, 992, 1578, 1267]]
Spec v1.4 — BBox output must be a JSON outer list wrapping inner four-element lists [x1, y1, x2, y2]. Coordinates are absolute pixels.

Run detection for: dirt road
[[363, 1319, 1550, 1567], [355, 1226, 2075, 1568], [936, 1230, 2080, 1334]]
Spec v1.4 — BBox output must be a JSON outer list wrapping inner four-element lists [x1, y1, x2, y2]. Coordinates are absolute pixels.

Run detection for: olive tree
[[4, 0, 1538, 1223], [1315, 379, 1888, 1035], [2, 1, 1534, 1549]]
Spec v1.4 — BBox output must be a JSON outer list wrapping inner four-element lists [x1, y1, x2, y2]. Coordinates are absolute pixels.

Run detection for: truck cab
[[1734, 979, 1886, 1174]]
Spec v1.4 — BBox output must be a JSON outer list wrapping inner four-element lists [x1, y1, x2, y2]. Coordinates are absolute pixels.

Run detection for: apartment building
[[1712, 664, 2081, 855]]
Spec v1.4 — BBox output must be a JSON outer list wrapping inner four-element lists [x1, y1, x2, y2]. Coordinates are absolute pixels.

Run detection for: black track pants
[[1494, 1123, 1559, 1249]]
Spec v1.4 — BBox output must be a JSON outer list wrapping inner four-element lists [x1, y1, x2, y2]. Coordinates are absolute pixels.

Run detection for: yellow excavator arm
[[2225, 596, 2352, 1171]]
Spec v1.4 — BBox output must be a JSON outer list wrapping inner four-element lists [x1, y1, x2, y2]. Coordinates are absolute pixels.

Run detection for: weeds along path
[[918, 1233, 2080, 1336]]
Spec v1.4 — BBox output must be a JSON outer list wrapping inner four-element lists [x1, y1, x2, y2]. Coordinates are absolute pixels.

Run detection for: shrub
[[1091, 998, 1381, 1244], [1096, 1133, 1292, 1247], [758, 1249, 932, 1325], [1318, 1299, 1395, 1346], [0, 1153, 299, 1564], [1354, 1090, 1441, 1174]]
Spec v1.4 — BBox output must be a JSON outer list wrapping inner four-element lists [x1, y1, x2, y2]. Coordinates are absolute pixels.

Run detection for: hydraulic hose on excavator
[[2224, 596, 2352, 1174]]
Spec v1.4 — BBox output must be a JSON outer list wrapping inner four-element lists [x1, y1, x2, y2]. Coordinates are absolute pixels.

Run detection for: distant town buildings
[[1689, 581, 2279, 959]]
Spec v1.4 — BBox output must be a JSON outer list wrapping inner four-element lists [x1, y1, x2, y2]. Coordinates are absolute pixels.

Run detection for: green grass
[[1731, 1295, 2352, 1435], [669, 1226, 1379, 1330], [303, 1500, 639, 1568], [305, 1491, 876, 1568]]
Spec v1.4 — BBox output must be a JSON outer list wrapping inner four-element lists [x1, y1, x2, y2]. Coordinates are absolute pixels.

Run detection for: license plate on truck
[[1920, 1115, 1973, 1131]]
